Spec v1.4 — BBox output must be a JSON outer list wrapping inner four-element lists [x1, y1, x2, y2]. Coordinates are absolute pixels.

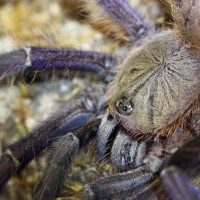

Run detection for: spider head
[[97, 31, 200, 158], [106, 94, 154, 136]]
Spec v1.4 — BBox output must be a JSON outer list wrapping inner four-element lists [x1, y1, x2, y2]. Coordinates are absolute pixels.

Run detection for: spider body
[[0, 0, 200, 200]]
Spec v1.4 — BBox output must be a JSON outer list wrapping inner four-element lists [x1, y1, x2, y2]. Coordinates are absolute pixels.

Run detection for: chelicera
[[0, 0, 199, 200]]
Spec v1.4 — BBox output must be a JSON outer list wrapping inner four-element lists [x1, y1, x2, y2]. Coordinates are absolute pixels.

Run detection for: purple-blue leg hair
[[83, 166, 154, 200], [33, 118, 101, 200], [0, 47, 116, 80], [96, 0, 151, 42], [161, 136, 200, 200], [128, 179, 168, 200], [0, 0, 151, 81], [0, 91, 104, 192]]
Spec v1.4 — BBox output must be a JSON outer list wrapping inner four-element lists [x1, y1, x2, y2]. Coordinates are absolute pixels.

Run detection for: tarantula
[[0, 0, 200, 199]]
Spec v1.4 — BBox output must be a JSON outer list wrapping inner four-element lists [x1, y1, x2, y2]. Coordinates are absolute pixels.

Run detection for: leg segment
[[0, 92, 103, 191], [95, 0, 150, 42], [33, 119, 100, 200], [85, 125, 169, 200], [0, 47, 116, 80], [171, 0, 200, 49], [162, 166, 200, 200], [128, 178, 168, 200], [83, 166, 154, 200], [161, 136, 200, 200], [33, 133, 80, 200]]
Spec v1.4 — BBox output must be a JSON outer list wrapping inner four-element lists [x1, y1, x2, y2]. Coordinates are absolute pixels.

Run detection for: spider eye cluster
[[116, 98, 133, 115]]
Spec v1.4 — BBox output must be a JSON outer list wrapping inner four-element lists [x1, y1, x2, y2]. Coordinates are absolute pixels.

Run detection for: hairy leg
[[95, 0, 151, 42], [83, 166, 154, 200], [0, 91, 103, 191], [161, 136, 200, 200], [33, 119, 101, 200], [0, 48, 116, 81], [128, 179, 169, 200]]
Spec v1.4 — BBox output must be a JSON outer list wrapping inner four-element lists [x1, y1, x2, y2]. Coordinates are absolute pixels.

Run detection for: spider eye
[[116, 98, 133, 115]]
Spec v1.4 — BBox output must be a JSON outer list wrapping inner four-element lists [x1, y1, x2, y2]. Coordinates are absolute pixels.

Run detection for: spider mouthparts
[[97, 114, 118, 157]]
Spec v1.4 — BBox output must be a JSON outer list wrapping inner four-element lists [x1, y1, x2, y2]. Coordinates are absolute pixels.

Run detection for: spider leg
[[85, 127, 168, 199], [171, 0, 200, 48], [0, 91, 103, 191], [33, 119, 100, 200], [0, 48, 116, 80], [83, 166, 154, 200], [161, 136, 200, 200], [127, 178, 168, 200], [95, 0, 151, 42]]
